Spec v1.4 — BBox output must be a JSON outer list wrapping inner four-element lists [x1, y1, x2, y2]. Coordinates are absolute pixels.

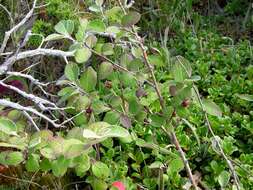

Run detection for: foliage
[[0, 0, 252, 190]]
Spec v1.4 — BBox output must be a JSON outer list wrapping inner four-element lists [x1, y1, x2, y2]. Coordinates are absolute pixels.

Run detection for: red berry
[[86, 107, 93, 114], [182, 99, 190, 107], [112, 181, 125, 190]]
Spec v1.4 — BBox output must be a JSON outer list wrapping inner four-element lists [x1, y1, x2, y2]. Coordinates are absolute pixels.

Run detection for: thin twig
[[171, 131, 198, 189], [193, 85, 240, 190], [23, 111, 40, 131], [0, 173, 43, 189]]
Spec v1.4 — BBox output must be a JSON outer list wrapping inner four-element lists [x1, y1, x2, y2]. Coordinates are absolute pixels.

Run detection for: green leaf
[[65, 63, 80, 82], [148, 55, 164, 67], [218, 171, 231, 187], [54, 20, 74, 36], [236, 94, 253, 101], [44, 33, 67, 41], [87, 19, 106, 32], [40, 158, 51, 172], [103, 111, 120, 125], [92, 161, 110, 179], [74, 154, 90, 177], [122, 11, 141, 27], [85, 35, 97, 48], [91, 179, 108, 190], [51, 156, 69, 177], [99, 62, 113, 79], [167, 157, 184, 174], [105, 26, 120, 35], [102, 43, 114, 55], [0, 151, 24, 166], [83, 122, 130, 139], [75, 19, 89, 42], [63, 139, 87, 159], [25, 154, 40, 172], [74, 47, 92, 63], [202, 99, 222, 117], [171, 56, 192, 82], [0, 118, 18, 136], [91, 100, 110, 114], [80, 67, 97, 92], [41, 138, 87, 159]]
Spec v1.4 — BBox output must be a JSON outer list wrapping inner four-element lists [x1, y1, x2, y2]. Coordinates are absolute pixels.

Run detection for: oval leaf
[[99, 62, 113, 79], [80, 67, 97, 92], [75, 47, 92, 63], [202, 99, 222, 117], [65, 63, 80, 82], [0, 118, 18, 136], [54, 20, 74, 36], [122, 11, 141, 27]]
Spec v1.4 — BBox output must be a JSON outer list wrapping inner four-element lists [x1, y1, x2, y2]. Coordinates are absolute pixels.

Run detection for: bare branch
[[0, 99, 60, 128], [6, 71, 49, 86], [0, 48, 75, 74], [0, 0, 38, 53], [0, 81, 58, 111]]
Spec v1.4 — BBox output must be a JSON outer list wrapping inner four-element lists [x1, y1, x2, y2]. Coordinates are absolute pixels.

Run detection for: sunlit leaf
[[0, 118, 18, 136], [54, 20, 74, 36], [92, 161, 109, 179]]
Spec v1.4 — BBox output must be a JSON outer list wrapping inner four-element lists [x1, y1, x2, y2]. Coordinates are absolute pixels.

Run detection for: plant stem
[[193, 85, 240, 190]]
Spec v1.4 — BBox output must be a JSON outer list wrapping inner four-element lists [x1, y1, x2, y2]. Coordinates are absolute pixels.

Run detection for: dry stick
[[169, 129, 198, 189], [116, 2, 198, 189], [23, 111, 40, 131], [0, 81, 57, 111], [6, 71, 49, 86], [193, 86, 240, 190], [0, 99, 60, 128], [0, 48, 75, 74], [0, 0, 38, 54]]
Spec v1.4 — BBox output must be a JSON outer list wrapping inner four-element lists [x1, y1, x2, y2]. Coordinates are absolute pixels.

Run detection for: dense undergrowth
[[0, 0, 252, 190]]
